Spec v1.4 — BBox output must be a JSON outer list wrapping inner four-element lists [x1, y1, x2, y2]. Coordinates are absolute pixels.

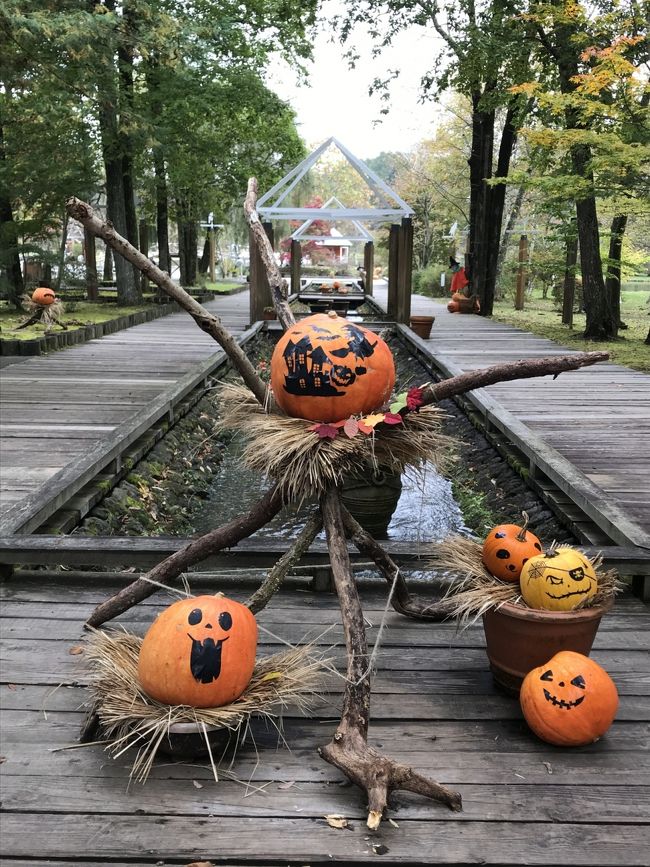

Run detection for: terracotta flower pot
[[409, 315, 435, 339], [482, 598, 613, 694]]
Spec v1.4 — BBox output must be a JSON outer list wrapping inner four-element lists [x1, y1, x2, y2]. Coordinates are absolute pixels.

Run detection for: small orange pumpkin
[[520, 650, 619, 746], [447, 300, 459, 313], [271, 311, 395, 422], [482, 512, 542, 582], [31, 287, 56, 306], [138, 594, 257, 708]]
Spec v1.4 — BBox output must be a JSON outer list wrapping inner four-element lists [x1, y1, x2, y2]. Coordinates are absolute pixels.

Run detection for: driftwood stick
[[65, 196, 268, 406], [422, 351, 609, 406], [243, 178, 296, 331], [340, 505, 453, 620], [319, 488, 461, 828], [246, 510, 323, 614], [85, 485, 285, 628]]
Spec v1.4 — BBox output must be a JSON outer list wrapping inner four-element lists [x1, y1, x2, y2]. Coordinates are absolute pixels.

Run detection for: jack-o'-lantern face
[[520, 547, 597, 611], [270, 311, 395, 422], [520, 651, 619, 746], [31, 287, 56, 306], [482, 515, 542, 582], [137, 594, 257, 708]]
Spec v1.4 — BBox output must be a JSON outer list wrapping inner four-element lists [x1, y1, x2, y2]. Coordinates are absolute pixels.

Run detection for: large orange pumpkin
[[482, 514, 542, 582], [270, 311, 395, 422], [138, 594, 257, 708], [31, 287, 56, 306], [520, 651, 619, 746], [447, 300, 459, 313]]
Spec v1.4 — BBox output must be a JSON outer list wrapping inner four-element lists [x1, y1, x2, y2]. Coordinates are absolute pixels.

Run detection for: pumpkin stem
[[546, 540, 559, 558], [516, 511, 530, 542]]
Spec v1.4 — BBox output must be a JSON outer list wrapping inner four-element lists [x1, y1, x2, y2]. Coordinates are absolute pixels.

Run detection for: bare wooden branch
[[85, 485, 285, 628], [246, 510, 323, 614], [340, 505, 452, 620], [66, 196, 268, 406], [320, 489, 461, 828], [243, 178, 296, 331], [422, 351, 609, 405]]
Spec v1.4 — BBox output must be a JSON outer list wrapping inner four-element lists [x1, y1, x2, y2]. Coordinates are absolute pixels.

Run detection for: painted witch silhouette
[[282, 323, 378, 398]]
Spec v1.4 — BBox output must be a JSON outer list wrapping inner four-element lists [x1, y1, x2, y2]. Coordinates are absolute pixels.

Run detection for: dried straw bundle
[[21, 294, 64, 327], [426, 535, 621, 628], [216, 382, 454, 501], [84, 628, 329, 783]]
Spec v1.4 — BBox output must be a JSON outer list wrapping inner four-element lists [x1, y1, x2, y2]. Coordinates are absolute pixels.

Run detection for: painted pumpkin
[[520, 651, 618, 746], [31, 287, 56, 306], [270, 311, 396, 422], [447, 300, 459, 313], [137, 594, 257, 708], [482, 513, 542, 582], [520, 546, 597, 611]]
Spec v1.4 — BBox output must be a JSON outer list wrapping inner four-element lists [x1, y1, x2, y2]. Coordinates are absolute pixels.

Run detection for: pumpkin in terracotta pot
[[270, 311, 395, 422], [520, 546, 597, 611], [520, 650, 618, 746], [482, 513, 542, 582], [138, 594, 257, 708], [31, 287, 56, 306]]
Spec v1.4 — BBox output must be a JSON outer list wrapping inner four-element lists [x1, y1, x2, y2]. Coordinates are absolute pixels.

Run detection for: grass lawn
[[202, 280, 243, 293], [491, 288, 650, 372], [0, 299, 151, 341]]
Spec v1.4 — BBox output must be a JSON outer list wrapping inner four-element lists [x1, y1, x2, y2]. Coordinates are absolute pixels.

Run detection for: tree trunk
[[153, 150, 171, 274], [103, 244, 113, 282], [199, 234, 210, 275], [0, 121, 24, 308], [138, 220, 149, 293], [84, 226, 99, 300], [54, 214, 69, 292], [466, 92, 493, 295], [496, 183, 525, 298], [177, 198, 197, 288], [605, 214, 627, 328], [562, 224, 578, 326], [483, 103, 519, 315], [571, 144, 616, 339]]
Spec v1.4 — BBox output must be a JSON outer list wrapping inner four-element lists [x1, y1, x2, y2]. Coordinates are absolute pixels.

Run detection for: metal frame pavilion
[[248, 137, 415, 324]]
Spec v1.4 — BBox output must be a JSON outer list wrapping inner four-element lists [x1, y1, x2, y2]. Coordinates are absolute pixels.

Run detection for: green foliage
[[413, 264, 449, 298]]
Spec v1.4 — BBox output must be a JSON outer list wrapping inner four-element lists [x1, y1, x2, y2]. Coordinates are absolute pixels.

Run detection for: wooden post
[[290, 239, 301, 296], [562, 227, 578, 327], [514, 234, 528, 311], [209, 228, 216, 283], [396, 217, 413, 324], [363, 241, 374, 297], [249, 222, 274, 323], [387, 223, 400, 318]]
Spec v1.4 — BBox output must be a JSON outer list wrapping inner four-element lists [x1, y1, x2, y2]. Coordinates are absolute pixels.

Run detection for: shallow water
[[195, 438, 465, 543]]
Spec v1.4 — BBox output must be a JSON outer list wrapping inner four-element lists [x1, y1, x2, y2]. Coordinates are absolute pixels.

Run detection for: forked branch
[[320, 489, 461, 828]]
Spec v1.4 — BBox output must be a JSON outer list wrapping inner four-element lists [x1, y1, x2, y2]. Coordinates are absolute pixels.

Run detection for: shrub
[[412, 264, 449, 298]]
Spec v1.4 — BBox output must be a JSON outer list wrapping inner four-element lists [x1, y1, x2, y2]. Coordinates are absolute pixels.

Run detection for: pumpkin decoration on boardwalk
[[271, 311, 395, 422], [482, 513, 542, 582], [447, 300, 460, 313], [31, 287, 56, 306], [520, 546, 597, 611], [138, 594, 257, 708], [520, 651, 619, 746]]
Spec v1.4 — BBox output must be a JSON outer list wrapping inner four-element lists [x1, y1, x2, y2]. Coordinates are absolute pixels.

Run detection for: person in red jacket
[[449, 257, 469, 295]]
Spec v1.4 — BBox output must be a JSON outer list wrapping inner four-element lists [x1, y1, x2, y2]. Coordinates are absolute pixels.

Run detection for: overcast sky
[[266, 1, 448, 160]]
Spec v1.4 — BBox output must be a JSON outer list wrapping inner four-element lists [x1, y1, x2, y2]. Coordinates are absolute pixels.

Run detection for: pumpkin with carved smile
[[520, 651, 619, 746], [520, 546, 597, 611], [138, 594, 257, 708]]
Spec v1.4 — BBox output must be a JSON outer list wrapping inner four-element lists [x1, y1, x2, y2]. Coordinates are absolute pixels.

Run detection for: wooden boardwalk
[[375, 288, 650, 551], [0, 292, 252, 534], [1, 575, 649, 865]]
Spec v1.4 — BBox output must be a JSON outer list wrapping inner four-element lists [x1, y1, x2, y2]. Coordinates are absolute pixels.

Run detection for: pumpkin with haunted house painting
[[270, 311, 395, 422]]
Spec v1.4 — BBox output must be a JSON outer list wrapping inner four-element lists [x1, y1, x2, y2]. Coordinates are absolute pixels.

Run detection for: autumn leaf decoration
[[307, 387, 431, 441]]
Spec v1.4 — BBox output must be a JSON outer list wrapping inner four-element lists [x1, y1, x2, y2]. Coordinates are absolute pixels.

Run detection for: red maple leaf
[[406, 387, 425, 411], [382, 412, 403, 425], [309, 423, 339, 439]]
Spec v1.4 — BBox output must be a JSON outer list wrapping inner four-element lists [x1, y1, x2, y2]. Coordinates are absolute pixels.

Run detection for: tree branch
[[243, 178, 296, 331], [85, 485, 285, 628], [65, 196, 268, 406], [246, 510, 323, 614], [421, 351, 609, 405]]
